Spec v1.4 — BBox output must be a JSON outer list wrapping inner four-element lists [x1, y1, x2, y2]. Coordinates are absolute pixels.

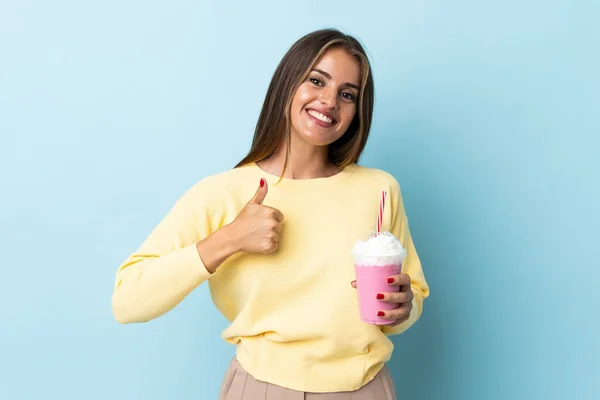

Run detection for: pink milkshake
[[352, 231, 407, 325]]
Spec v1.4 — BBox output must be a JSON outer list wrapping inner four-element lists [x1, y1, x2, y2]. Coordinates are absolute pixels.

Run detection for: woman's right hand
[[229, 178, 284, 254]]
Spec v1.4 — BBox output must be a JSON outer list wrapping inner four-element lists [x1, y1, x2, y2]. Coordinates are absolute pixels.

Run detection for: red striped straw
[[377, 190, 387, 235]]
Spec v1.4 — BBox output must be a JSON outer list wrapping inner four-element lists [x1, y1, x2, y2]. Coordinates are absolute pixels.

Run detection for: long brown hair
[[235, 28, 374, 173]]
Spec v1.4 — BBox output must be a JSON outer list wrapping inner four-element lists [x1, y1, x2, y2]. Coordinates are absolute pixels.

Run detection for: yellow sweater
[[112, 162, 429, 392]]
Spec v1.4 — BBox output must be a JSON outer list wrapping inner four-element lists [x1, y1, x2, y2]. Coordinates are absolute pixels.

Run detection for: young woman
[[112, 28, 429, 399]]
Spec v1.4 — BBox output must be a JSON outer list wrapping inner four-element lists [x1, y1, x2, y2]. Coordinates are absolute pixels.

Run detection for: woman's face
[[289, 48, 361, 148]]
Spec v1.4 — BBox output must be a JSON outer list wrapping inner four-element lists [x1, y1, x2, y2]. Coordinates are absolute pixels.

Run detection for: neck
[[258, 134, 340, 179]]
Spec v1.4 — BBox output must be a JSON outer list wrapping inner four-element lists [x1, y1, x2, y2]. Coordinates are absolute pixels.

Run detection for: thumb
[[249, 178, 268, 205]]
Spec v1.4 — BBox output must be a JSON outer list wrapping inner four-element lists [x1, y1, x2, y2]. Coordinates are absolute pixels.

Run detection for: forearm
[[112, 244, 210, 323], [112, 224, 240, 324], [196, 223, 241, 274]]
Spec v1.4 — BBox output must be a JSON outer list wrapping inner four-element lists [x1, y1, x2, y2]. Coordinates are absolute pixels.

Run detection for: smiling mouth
[[306, 109, 337, 126]]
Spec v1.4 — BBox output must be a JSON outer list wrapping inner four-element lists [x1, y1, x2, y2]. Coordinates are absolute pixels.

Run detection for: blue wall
[[1, 1, 598, 399]]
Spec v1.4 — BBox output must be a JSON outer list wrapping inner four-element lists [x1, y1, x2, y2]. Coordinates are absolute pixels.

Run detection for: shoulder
[[192, 164, 256, 188], [192, 167, 247, 188], [349, 165, 406, 208], [351, 165, 401, 189], [179, 166, 251, 204]]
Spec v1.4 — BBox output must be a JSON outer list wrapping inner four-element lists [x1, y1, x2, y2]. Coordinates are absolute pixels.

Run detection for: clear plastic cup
[[352, 231, 406, 325]]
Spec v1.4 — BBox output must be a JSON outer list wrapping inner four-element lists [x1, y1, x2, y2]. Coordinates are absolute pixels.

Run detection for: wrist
[[219, 222, 242, 255], [196, 224, 241, 274]]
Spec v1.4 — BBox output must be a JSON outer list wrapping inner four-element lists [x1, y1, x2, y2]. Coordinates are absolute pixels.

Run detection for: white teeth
[[307, 110, 333, 124]]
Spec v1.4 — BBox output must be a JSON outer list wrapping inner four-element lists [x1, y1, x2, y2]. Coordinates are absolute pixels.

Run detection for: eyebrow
[[312, 68, 360, 91]]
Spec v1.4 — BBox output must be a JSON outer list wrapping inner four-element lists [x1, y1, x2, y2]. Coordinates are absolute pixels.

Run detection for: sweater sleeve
[[381, 179, 430, 336], [111, 182, 217, 324]]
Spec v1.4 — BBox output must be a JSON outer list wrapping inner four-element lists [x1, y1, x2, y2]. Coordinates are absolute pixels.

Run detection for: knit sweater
[[111, 162, 429, 392]]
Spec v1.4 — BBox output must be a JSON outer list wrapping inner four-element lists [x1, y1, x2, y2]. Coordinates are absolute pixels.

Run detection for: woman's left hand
[[351, 273, 414, 327]]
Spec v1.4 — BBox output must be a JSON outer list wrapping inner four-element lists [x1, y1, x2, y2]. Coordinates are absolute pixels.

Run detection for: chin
[[301, 134, 339, 147], [299, 127, 345, 147]]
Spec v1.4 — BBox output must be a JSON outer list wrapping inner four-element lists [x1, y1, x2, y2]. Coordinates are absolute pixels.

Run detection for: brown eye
[[341, 91, 356, 102], [309, 77, 324, 86]]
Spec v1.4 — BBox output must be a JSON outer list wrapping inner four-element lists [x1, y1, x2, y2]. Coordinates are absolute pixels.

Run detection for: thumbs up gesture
[[230, 178, 284, 254]]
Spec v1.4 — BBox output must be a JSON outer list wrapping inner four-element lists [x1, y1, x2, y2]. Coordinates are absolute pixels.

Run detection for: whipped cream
[[352, 231, 406, 265]]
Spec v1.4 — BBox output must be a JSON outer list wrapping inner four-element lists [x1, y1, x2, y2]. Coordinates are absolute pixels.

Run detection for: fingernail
[[260, 178, 265, 187], [376, 293, 384, 299], [377, 311, 385, 317], [387, 278, 394, 284], [351, 280, 356, 285]]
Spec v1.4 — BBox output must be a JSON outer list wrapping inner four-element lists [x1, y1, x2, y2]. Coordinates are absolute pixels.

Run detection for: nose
[[319, 86, 338, 109]]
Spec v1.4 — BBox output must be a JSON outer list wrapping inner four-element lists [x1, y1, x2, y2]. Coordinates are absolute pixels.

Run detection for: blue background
[[1, 1, 598, 399]]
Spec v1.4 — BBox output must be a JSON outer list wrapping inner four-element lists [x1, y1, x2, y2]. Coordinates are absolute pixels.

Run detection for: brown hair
[[235, 28, 374, 173]]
